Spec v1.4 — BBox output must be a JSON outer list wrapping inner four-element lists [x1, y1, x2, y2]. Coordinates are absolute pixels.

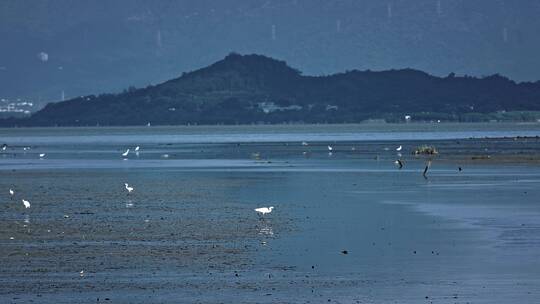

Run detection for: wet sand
[[1, 124, 540, 303]]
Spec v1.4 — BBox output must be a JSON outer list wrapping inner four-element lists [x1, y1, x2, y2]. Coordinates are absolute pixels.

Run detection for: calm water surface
[[1, 123, 540, 303]]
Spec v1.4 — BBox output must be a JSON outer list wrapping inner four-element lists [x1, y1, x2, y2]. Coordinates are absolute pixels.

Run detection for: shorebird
[[423, 160, 432, 179], [255, 206, 274, 216], [22, 199, 31, 209], [396, 145, 402, 151], [135, 146, 140, 152], [1, 144, 7, 151], [122, 149, 130, 157], [394, 159, 403, 169], [39, 153, 46, 158], [9, 188, 14, 198], [124, 183, 134, 194], [327, 145, 333, 151]]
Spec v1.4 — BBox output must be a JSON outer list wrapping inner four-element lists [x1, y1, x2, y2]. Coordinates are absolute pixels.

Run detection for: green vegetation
[[2, 53, 540, 127], [414, 145, 439, 155]]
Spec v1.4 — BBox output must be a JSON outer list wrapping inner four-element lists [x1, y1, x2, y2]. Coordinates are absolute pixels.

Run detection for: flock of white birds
[[6, 144, 275, 217], [5, 141, 422, 224], [6, 140, 417, 218], [4, 138, 425, 225]]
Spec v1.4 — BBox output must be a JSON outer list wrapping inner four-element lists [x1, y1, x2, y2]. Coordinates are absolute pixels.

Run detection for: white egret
[[135, 146, 140, 152], [22, 199, 31, 209], [396, 145, 402, 151], [39, 153, 46, 158], [328, 145, 333, 151], [254, 206, 274, 216], [122, 149, 130, 157], [124, 183, 134, 194], [9, 188, 14, 197]]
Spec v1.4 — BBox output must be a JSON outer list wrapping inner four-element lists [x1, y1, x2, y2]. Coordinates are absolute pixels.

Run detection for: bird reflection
[[258, 224, 274, 237]]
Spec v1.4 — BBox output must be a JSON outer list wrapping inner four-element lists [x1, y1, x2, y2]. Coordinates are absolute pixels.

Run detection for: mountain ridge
[[3, 53, 540, 126]]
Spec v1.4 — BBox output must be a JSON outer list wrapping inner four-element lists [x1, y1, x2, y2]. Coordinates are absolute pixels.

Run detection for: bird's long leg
[[423, 159, 432, 179]]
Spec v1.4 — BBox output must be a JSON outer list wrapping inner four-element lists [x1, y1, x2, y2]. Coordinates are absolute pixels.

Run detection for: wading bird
[[423, 160, 432, 179], [122, 149, 130, 157], [39, 153, 46, 158], [124, 183, 134, 194], [396, 145, 402, 151], [9, 189, 14, 199], [135, 146, 140, 152], [22, 199, 31, 209], [255, 206, 274, 216], [394, 159, 403, 169]]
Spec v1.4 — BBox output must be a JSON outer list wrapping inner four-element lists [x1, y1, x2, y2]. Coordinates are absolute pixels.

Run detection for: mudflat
[[1, 123, 540, 303]]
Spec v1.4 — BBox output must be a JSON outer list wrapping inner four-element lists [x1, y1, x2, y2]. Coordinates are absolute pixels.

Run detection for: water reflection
[[258, 224, 274, 237]]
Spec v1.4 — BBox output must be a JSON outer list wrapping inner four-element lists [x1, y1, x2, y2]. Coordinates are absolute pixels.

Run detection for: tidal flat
[[1, 123, 540, 303]]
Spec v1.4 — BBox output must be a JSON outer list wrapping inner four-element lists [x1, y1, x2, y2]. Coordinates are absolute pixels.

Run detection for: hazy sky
[[1, 0, 540, 103]]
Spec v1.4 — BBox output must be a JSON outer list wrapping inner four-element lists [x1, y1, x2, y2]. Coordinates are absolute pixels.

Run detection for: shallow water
[[1, 123, 540, 303]]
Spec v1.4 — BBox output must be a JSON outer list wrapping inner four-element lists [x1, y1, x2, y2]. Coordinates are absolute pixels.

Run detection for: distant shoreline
[[1, 121, 540, 130]]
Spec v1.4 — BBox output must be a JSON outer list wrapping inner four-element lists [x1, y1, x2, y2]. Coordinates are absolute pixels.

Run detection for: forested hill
[[4, 53, 540, 126]]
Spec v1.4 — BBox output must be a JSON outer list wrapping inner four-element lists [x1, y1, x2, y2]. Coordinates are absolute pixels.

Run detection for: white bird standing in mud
[[22, 199, 31, 209], [396, 145, 402, 151], [124, 183, 134, 194], [255, 206, 274, 216], [327, 145, 333, 151], [9, 189, 14, 199], [135, 146, 140, 152], [39, 153, 46, 158], [122, 149, 130, 157]]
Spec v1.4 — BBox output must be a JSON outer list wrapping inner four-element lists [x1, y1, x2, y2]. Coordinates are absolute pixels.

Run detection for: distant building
[[258, 102, 302, 114], [0, 97, 35, 115]]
